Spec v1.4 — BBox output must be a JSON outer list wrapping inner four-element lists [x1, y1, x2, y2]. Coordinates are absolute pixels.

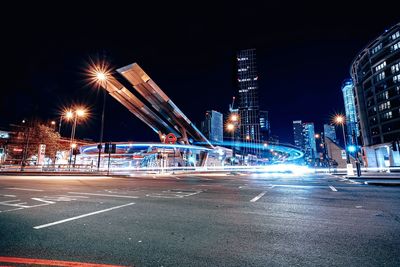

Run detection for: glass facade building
[[350, 23, 400, 146], [293, 120, 304, 148], [323, 124, 337, 143], [237, 48, 261, 155], [201, 110, 223, 144], [341, 79, 359, 145], [259, 110, 270, 142], [293, 120, 317, 164]]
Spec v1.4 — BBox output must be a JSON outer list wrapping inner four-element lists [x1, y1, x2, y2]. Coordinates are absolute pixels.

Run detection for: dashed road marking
[[5, 187, 43, 192], [33, 202, 135, 229], [250, 191, 267, 202], [329, 185, 338, 192], [68, 192, 139, 199]]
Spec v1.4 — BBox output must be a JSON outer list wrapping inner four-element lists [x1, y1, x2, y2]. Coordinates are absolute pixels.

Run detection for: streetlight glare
[[230, 114, 238, 122], [226, 123, 234, 131], [65, 110, 74, 119], [334, 114, 345, 125], [96, 72, 107, 81], [76, 109, 85, 117]]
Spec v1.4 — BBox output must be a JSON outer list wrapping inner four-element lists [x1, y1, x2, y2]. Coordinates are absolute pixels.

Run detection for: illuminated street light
[[246, 135, 250, 140], [226, 123, 235, 131], [67, 107, 88, 167], [333, 113, 350, 164], [230, 114, 238, 122], [90, 64, 112, 171], [315, 133, 320, 139], [51, 121, 56, 125]]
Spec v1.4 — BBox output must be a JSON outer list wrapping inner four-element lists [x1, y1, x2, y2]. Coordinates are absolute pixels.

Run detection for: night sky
[[1, 2, 399, 144]]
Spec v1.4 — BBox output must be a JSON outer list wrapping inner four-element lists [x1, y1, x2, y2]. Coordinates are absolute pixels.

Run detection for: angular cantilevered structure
[[103, 63, 212, 148]]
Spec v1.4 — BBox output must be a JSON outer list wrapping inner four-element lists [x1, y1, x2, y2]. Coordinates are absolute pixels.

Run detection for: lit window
[[381, 111, 393, 120], [391, 41, 400, 52], [378, 101, 391, 111], [375, 61, 386, 72], [371, 43, 383, 54], [393, 74, 400, 83], [391, 31, 400, 40], [376, 71, 385, 81], [391, 62, 400, 74]]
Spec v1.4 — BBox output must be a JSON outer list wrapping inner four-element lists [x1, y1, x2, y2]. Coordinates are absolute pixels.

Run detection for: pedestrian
[[355, 158, 361, 177]]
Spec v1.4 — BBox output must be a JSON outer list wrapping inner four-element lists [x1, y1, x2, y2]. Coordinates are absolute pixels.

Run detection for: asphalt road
[[0, 172, 399, 266]]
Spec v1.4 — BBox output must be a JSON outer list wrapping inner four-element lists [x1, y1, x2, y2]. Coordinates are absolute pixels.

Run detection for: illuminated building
[[237, 48, 261, 155], [293, 120, 317, 164], [341, 79, 359, 145], [201, 110, 223, 144], [323, 124, 337, 143], [259, 110, 270, 142], [350, 23, 400, 167]]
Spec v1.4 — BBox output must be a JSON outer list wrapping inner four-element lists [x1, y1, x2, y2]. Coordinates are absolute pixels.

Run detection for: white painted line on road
[[329, 185, 338, 192], [2, 195, 16, 197], [68, 192, 138, 199], [250, 191, 267, 202], [31, 198, 55, 204], [33, 202, 135, 229], [5, 187, 43, 192]]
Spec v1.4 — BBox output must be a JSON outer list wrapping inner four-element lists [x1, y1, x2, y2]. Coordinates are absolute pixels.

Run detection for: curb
[[365, 181, 400, 186]]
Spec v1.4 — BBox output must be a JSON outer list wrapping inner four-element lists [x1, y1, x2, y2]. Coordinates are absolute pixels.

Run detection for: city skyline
[[1, 3, 399, 144]]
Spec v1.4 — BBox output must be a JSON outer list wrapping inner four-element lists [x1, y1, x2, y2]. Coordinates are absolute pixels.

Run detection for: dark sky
[[1, 2, 399, 144]]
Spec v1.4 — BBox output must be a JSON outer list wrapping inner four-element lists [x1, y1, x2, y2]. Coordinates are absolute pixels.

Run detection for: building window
[[381, 111, 393, 121], [371, 43, 383, 54], [376, 71, 385, 81], [377, 91, 389, 102], [391, 31, 400, 41], [378, 101, 391, 111], [391, 62, 400, 74], [391, 41, 400, 52], [375, 61, 386, 72], [393, 74, 400, 83]]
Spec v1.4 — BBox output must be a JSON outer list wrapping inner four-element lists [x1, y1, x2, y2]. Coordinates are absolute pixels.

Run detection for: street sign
[[38, 144, 46, 165], [341, 150, 347, 159], [165, 133, 177, 144]]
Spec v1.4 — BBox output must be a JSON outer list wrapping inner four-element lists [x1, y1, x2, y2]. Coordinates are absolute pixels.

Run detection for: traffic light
[[104, 143, 110, 153], [111, 144, 116, 153], [347, 145, 357, 153]]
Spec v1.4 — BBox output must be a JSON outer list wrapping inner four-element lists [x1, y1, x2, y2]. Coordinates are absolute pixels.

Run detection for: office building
[[293, 120, 317, 164], [341, 79, 359, 145], [237, 48, 261, 155], [323, 124, 337, 143], [293, 120, 304, 148], [259, 110, 270, 142], [201, 110, 223, 143], [350, 23, 400, 167]]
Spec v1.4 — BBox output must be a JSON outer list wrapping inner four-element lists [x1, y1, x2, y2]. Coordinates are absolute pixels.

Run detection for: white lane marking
[[250, 191, 267, 202], [2, 195, 16, 197], [31, 198, 56, 204], [329, 185, 338, 192], [5, 187, 43, 192], [33, 202, 135, 229], [269, 184, 313, 188], [0, 207, 24, 213], [68, 192, 138, 199]]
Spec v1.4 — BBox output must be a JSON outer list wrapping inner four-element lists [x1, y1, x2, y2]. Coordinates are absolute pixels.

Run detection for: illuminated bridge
[[87, 62, 303, 168]]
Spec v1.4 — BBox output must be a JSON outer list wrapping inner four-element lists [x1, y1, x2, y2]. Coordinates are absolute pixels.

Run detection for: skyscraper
[[237, 48, 260, 155], [324, 124, 337, 143], [303, 122, 317, 161], [341, 79, 359, 145], [259, 110, 270, 142], [293, 120, 317, 164], [201, 110, 223, 143], [293, 120, 304, 148]]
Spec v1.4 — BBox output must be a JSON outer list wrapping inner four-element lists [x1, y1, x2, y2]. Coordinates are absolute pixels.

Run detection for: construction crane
[[229, 96, 236, 112]]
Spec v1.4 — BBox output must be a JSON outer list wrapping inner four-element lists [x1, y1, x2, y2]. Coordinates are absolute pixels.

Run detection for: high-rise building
[[237, 48, 261, 155], [350, 23, 400, 167], [293, 120, 304, 148], [201, 110, 223, 144], [293, 120, 317, 163], [341, 79, 359, 145], [303, 122, 317, 161], [323, 124, 337, 143], [259, 110, 270, 142]]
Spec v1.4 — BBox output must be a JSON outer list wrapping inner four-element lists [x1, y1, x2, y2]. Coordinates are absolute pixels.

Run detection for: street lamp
[[333, 114, 349, 162], [67, 108, 86, 167], [90, 65, 111, 171], [226, 123, 235, 164]]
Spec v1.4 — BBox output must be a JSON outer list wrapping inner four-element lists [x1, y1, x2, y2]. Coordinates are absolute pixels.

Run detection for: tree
[[25, 124, 61, 160]]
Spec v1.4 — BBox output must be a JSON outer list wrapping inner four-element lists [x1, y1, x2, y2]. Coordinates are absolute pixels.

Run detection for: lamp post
[[334, 114, 354, 176], [92, 70, 109, 171], [227, 113, 239, 165], [67, 108, 86, 168]]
